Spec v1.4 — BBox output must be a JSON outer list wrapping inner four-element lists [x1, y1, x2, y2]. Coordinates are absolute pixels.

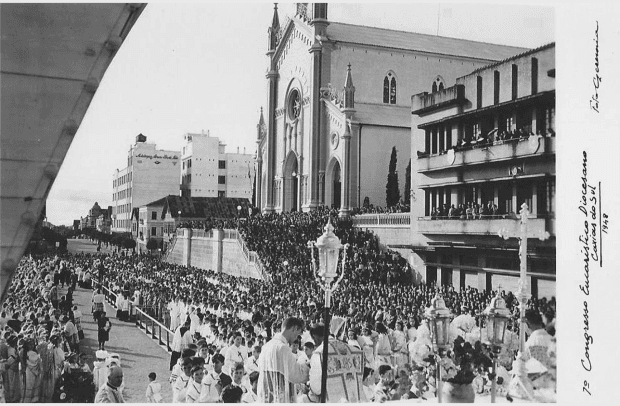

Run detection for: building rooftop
[[158, 195, 251, 219], [326, 21, 528, 61]]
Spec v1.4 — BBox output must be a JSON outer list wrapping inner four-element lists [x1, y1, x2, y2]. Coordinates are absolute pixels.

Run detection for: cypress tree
[[385, 146, 400, 207], [404, 158, 411, 206]]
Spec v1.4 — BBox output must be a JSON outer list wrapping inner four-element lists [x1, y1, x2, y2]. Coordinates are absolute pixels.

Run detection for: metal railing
[[233, 229, 271, 282], [134, 305, 174, 353], [93, 278, 173, 353], [352, 213, 411, 227], [162, 234, 177, 263]]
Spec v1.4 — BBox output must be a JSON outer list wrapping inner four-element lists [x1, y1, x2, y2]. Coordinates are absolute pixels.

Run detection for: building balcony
[[352, 213, 410, 228], [416, 215, 554, 236], [412, 85, 465, 114], [417, 136, 555, 173]]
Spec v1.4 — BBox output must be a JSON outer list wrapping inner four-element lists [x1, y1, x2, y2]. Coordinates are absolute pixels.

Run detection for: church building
[[256, 3, 526, 216]]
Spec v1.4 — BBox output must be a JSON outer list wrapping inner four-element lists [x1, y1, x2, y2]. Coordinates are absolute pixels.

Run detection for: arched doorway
[[283, 152, 299, 212], [325, 158, 342, 210]]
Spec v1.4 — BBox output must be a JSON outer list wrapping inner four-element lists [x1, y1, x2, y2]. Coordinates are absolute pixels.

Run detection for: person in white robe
[[224, 333, 248, 376], [256, 317, 309, 403]]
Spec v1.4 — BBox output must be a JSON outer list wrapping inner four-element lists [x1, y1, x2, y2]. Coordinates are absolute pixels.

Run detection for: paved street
[[67, 239, 173, 402]]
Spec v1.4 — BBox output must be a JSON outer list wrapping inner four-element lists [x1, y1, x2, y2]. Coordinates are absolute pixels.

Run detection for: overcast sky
[[46, 1, 555, 226]]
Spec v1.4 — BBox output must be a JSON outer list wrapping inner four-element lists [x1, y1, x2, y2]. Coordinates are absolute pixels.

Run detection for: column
[[511, 182, 518, 214], [182, 228, 192, 268], [264, 69, 279, 214], [256, 156, 263, 210], [307, 41, 323, 209], [531, 183, 538, 216], [339, 122, 352, 218], [213, 229, 223, 273]]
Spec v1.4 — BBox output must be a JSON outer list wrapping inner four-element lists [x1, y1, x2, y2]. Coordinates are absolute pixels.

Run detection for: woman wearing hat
[[21, 338, 42, 402], [97, 311, 112, 351], [4, 336, 21, 402]]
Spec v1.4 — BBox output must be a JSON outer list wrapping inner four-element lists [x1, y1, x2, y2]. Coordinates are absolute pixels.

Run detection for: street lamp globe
[[424, 293, 453, 352], [483, 291, 511, 349], [312, 220, 343, 281]]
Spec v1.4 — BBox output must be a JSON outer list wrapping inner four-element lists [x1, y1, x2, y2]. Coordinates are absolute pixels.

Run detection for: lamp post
[[424, 293, 453, 403], [177, 210, 182, 227], [308, 219, 349, 403], [497, 202, 549, 401], [482, 289, 511, 403], [237, 205, 242, 227]]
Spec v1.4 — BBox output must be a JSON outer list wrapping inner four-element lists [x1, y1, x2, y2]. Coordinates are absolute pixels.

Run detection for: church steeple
[[257, 107, 266, 140], [271, 3, 280, 31], [267, 4, 280, 52], [343, 63, 355, 109]]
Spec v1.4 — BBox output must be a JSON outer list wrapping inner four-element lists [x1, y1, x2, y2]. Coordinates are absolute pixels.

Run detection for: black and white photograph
[[1, 1, 618, 404]]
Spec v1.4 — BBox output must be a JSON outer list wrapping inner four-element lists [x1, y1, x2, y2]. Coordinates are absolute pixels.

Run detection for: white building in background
[[112, 134, 181, 233], [180, 131, 255, 200]]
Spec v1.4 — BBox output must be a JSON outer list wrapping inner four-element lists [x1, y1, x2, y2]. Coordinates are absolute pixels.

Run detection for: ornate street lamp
[[308, 219, 349, 403], [483, 290, 511, 403], [424, 293, 453, 403]]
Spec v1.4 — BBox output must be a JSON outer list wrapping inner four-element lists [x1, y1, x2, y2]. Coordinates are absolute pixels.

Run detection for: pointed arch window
[[432, 76, 445, 93], [383, 72, 397, 104]]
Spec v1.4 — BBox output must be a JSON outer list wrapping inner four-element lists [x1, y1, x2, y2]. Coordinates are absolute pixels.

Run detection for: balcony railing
[[416, 215, 551, 236], [352, 213, 411, 227], [417, 135, 554, 173]]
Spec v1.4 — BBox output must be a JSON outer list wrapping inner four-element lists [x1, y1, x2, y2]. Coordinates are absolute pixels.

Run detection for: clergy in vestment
[[95, 366, 124, 403], [256, 317, 309, 403]]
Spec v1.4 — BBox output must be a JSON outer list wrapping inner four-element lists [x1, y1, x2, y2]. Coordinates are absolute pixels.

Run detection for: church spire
[[257, 107, 266, 140], [343, 63, 355, 109], [268, 4, 281, 52], [271, 3, 280, 31]]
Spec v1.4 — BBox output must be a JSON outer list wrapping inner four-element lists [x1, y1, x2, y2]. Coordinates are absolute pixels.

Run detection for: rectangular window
[[445, 127, 452, 149], [218, 191, 226, 198], [476, 76, 483, 109], [531, 57, 538, 95], [431, 129, 438, 154], [218, 175, 226, 184], [493, 70, 500, 104], [151, 227, 156, 236], [151, 211, 157, 220], [219, 160, 226, 169], [512, 64, 518, 100], [425, 130, 431, 153]]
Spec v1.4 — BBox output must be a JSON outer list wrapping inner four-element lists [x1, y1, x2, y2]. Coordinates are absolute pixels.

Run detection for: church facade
[[256, 3, 526, 216]]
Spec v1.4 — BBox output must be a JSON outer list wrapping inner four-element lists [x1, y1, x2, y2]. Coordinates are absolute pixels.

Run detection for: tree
[[404, 158, 411, 206], [385, 146, 400, 207], [146, 238, 158, 252], [124, 238, 136, 252]]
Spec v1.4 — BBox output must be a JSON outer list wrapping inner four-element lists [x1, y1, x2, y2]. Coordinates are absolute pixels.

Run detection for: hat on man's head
[[96, 350, 110, 359]]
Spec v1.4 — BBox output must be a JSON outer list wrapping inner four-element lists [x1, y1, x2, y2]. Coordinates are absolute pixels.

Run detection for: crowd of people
[[418, 127, 555, 158], [351, 202, 411, 215], [1, 208, 556, 402], [0, 255, 96, 402], [428, 201, 503, 220]]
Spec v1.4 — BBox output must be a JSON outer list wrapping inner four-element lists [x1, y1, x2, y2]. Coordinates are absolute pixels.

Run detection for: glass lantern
[[424, 293, 453, 352], [483, 291, 511, 349], [314, 220, 343, 281]]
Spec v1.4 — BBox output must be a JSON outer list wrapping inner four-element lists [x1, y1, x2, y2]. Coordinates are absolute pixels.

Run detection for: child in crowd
[[146, 372, 163, 403]]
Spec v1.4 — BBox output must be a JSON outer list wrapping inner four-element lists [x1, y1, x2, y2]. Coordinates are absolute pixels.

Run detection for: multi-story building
[[112, 134, 180, 233], [410, 43, 555, 298], [134, 195, 252, 252], [96, 206, 112, 234], [180, 131, 254, 200], [257, 4, 526, 216], [136, 197, 168, 252]]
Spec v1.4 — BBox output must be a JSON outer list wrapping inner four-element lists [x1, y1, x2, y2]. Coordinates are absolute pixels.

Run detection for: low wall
[[164, 228, 263, 280]]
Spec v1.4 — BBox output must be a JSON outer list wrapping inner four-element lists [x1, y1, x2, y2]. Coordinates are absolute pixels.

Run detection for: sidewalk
[[72, 284, 173, 402]]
